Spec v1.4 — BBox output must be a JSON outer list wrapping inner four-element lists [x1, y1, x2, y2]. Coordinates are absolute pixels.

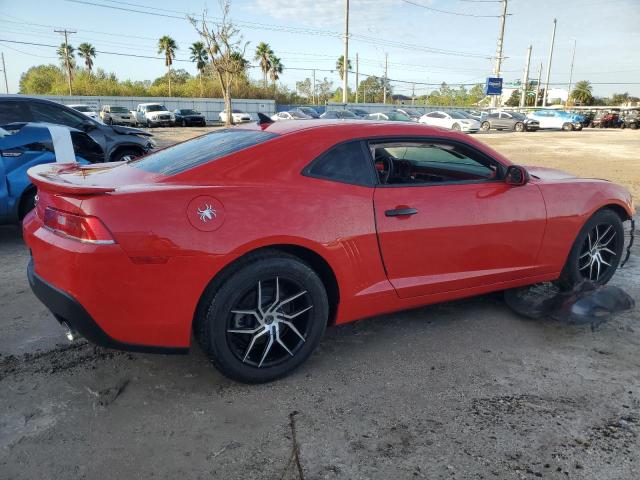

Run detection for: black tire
[[514, 122, 525, 132], [631, 123, 638, 130], [452, 123, 461, 131], [146, 119, 153, 128], [562, 122, 573, 131], [110, 148, 141, 163], [181, 119, 187, 127], [196, 251, 329, 383], [480, 121, 490, 131], [18, 189, 37, 220], [559, 209, 625, 289]]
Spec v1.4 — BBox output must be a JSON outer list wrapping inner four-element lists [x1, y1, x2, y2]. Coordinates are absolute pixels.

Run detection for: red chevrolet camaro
[[24, 119, 634, 383]]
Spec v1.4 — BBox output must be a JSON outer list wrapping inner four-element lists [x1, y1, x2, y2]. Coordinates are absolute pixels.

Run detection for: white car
[[218, 109, 252, 123], [133, 103, 175, 127], [68, 104, 102, 123], [419, 111, 480, 133], [270, 110, 311, 121]]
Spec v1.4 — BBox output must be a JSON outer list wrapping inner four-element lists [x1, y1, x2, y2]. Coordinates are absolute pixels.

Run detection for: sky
[[0, 0, 639, 98]]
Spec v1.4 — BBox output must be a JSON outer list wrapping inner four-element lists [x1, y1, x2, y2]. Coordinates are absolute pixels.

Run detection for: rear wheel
[[480, 121, 490, 131], [514, 122, 525, 132], [560, 209, 624, 288], [196, 252, 329, 383]]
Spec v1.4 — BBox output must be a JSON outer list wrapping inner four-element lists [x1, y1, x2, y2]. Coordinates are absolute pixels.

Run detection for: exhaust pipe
[[61, 322, 77, 342]]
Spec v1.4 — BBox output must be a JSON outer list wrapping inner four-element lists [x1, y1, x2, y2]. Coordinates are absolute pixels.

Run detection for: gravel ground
[[1, 128, 639, 479]]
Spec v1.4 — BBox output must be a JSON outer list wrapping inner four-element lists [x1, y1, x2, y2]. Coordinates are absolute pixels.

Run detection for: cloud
[[252, 0, 398, 30]]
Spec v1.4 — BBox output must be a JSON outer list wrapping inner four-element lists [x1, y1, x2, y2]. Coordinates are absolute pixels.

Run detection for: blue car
[[526, 110, 584, 131], [0, 122, 104, 223]]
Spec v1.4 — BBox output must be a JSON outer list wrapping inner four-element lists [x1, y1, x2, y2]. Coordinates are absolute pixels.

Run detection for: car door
[[497, 112, 513, 129], [371, 138, 547, 298]]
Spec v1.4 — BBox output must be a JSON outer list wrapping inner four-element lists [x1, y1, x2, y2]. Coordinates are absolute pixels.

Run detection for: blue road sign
[[485, 77, 503, 96]]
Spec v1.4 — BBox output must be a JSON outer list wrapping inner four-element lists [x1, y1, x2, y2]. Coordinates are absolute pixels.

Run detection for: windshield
[[389, 112, 411, 121], [110, 106, 129, 113], [338, 111, 357, 118], [511, 112, 526, 120], [402, 109, 421, 116], [146, 105, 167, 112], [181, 109, 199, 115], [290, 111, 308, 119], [131, 129, 278, 176], [448, 112, 466, 119]]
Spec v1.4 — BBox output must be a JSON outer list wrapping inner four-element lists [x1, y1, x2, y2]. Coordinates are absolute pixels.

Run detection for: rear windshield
[[130, 129, 277, 175], [111, 106, 128, 113]]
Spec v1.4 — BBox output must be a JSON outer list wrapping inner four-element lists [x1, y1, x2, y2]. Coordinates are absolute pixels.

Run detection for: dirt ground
[[1, 128, 639, 479]]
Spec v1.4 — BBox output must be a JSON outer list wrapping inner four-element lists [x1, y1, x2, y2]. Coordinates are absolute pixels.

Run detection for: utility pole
[[55, 29, 76, 95], [491, 0, 508, 108], [411, 83, 416, 105], [566, 39, 576, 107], [534, 62, 542, 107], [520, 45, 532, 109], [342, 0, 349, 103], [1, 53, 8, 94], [312, 69, 316, 105], [383, 53, 388, 104], [355, 53, 359, 104], [543, 18, 557, 107]]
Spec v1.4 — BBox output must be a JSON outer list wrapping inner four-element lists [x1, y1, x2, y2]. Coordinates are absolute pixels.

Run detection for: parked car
[[133, 103, 175, 127], [296, 107, 320, 119], [271, 110, 311, 121], [0, 96, 155, 162], [591, 111, 621, 129], [419, 111, 480, 132], [395, 108, 422, 122], [320, 110, 359, 119], [527, 110, 583, 131], [368, 111, 413, 122], [480, 111, 540, 132], [347, 108, 370, 118], [23, 119, 634, 383], [100, 105, 136, 126], [464, 110, 489, 122], [174, 108, 207, 127], [219, 109, 251, 124], [68, 104, 101, 122], [0, 122, 104, 223], [621, 110, 639, 130]]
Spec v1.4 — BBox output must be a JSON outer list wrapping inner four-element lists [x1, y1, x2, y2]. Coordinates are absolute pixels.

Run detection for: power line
[[399, 0, 503, 17]]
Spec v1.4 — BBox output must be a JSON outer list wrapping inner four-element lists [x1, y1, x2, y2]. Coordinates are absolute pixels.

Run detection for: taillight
[[43, 207, 115, 244]]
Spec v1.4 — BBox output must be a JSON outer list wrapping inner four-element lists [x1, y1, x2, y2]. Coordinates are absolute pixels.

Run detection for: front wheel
[[562, 122, 574, 131], [452, 123, 461, 131], [480, 121, 490, 131], [196, 252, 329, 383], [560, 209, 625, 288], [111, 148, 141, 163], [514, 122, 525, 132]]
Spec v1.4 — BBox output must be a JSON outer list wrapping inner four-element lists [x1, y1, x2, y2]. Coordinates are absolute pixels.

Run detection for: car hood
[[525, 166, 577, 180], [110, 125, 152, 137]]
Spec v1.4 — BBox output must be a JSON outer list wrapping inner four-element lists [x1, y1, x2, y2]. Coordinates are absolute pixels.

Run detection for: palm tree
[[254, 42, 273, 88], [230, 51, 249, 89], [158, 36, 178, 96], [269, 56, 283, 93], [77, 43, 96, 73], [57, 42, 76, 70], [189, 41, 208, 97], [570, 80, 594, 105], [336, 55, 352, 81]]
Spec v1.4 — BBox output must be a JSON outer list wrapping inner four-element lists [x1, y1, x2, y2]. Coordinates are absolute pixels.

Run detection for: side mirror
[[505, 165, 530, 186]]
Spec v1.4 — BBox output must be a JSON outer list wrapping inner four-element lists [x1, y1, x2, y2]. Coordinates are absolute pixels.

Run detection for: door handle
[[385, 207, 418, 217]]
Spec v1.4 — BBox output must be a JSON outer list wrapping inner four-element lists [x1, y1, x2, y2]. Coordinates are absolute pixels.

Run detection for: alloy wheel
[[226, 277, 313, 368], [578, 223, 618, 282]]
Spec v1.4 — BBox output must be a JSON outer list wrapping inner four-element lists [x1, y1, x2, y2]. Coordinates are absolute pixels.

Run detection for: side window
[[0, 101, 32, 124], [305, 141, 375, 186], [371, 141, 501, 186], [30, 102, 86, 128], [488, 113, 499, 119]]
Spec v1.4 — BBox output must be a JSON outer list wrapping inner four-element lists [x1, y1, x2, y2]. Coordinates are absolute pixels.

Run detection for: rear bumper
[[27, 260, 187, 354]]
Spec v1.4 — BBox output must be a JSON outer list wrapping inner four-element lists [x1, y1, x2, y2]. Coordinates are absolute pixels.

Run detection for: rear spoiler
[[27, 162, 120, 195]]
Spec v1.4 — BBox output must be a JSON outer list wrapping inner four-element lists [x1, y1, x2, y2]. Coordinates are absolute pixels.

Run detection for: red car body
[[23, 120, 634, 354]]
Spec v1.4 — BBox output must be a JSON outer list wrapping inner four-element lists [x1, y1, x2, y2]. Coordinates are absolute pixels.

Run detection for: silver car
[[100, 105, 136, 126]]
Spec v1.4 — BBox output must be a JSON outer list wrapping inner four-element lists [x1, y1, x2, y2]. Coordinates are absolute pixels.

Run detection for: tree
[[316, 77, 333, 104], [336, 55, 352, 81], [570, 80, 593, 105], [357, 75, 390, 103], [189, 1, 249, 126], [505, 89, 520, 107], [19, 64, 65, 94], [296, 78, 313, 101], [77, 43, 96, 73], [269, 56, 283, 91], [611, 92, 630, 106], [254, 42, 273, 88], [189, 41, 209, 96], [158, 35, 178, 96]]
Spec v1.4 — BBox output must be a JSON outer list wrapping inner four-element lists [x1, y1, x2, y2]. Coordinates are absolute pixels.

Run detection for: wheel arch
[[108, 143, 145, 162], [193, 243, 341, 333], [17, 184, 37, 220]]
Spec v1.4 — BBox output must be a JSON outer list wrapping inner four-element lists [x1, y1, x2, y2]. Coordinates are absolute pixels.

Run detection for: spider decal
[[197, 204, 217, 222]]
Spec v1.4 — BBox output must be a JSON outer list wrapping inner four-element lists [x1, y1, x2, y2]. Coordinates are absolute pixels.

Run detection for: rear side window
[[0, 101, 32, 124], [304, 141, 375, 186], [130, 129, 277, 176]]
